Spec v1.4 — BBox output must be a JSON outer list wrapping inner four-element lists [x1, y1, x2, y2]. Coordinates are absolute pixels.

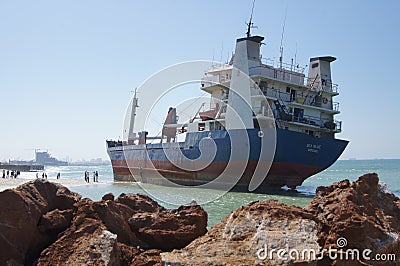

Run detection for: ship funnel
[[225, 36, 263, 129], [307, 56, 336, 92]]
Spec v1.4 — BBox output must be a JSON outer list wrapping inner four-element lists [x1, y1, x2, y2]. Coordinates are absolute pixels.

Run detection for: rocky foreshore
[[0, 173, 399, 265], [0, 179, 207, 265], [162, 173, 400, 265]]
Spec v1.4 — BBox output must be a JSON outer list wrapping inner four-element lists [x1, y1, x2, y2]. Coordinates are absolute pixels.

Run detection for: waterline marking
[[256, 237, 396, 262]]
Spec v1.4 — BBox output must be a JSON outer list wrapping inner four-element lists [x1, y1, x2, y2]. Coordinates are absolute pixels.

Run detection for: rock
[[0, 181, 208, 265], [162, 200, 319, 265], [132, 249, 162, 266], [305, 173, 400, 264], [129, 204, 208, 251], [37, 208, 161, 266], [0, 179, 81, 265], [91, 199, 143, 246], [8, 173, 398, 265], [116, 193, 162, 213], [37, 219, 121, 265], [117, 244, 162, 266], [162, 173, 400, 265], [102, 193, 115, 201], [34, 191, 205, 264], [38, 209, 74, 233]]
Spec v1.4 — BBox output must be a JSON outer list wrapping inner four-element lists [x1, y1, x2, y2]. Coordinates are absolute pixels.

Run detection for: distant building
[[69, 158, 111, 166], [35, 150, 68, 166]]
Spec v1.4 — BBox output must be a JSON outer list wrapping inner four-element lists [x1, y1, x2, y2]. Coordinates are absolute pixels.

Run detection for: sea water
[[35, 159, 400, 227]]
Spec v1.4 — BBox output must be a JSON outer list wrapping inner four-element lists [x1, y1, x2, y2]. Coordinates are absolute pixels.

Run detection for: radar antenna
[[246, 0, 257, 37]]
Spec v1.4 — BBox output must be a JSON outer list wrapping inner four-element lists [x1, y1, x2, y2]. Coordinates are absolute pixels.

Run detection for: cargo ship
[[106, 26, 348, 192]]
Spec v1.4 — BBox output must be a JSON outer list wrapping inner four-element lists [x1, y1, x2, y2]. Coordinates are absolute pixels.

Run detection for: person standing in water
[[84, 171, 89, 183]]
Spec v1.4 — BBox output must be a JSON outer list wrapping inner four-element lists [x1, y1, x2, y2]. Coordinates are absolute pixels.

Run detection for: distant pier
[[0, 163, 44, 172]]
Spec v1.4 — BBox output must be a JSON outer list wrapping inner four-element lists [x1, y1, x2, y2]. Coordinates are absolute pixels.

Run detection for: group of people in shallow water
[[84, 171, 98, 183], [35, 172, 50, 179], [2, 169, 99, 182], [2, 169, 21, 178], [1, 170, 61, 180]]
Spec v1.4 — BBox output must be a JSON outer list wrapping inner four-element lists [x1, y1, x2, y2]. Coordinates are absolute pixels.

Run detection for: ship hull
[[107, 128, 348, 192]]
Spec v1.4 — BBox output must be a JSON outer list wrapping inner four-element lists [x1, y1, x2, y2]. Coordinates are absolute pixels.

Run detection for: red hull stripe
[[110, 159, 322, 187]]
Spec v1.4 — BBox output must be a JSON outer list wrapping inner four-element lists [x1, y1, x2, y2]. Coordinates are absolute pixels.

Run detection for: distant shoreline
[[0, 177, 103, 192]]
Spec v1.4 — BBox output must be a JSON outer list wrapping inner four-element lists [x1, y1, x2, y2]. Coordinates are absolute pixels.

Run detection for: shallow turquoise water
[[41, 159, 400, 227]]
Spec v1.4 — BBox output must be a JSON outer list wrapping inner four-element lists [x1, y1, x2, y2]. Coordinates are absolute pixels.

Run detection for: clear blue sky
[[0, 0, 399, 161]]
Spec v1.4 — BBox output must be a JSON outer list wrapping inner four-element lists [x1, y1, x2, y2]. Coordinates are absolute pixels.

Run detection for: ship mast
[[128, 89, 139, 144], [246, 0, 256, 37]]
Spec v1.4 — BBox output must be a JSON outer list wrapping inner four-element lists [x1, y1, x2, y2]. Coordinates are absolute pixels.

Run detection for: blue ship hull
[[107, 128, 348, 192]]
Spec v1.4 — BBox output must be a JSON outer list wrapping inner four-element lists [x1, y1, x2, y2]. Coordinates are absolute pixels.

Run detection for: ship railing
[[305, 76, 339, 94], [201, 75, 231, 88], [260, 58, 307, 74], [252, 106, 274, 117], [106, 140, 123, 147], [273, 110, 342, 132], [249, 64, 305, 87], [325, 80, 339, 93], [288, 91, 340, 112], [253, 60, 339, 94], [201, 75, 219, 86], [274, 110, 342, 132], [259, 87, 281, 99], [260, 86, 339, 112]]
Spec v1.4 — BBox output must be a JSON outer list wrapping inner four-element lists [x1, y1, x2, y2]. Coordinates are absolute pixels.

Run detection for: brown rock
[[162, 173, 400, 265], [37, 219, 121, 265], [130, 204, 208, 251], [35, 191, 207, 265], [118, 243, 162, 266], [0, 180, 208, 265], [305, 173, 400, 264], [92, 199, 145, 246], [102, 193, 115, 201], [162, 200, 319, 265], [0, 179, 81, 265], [132, 249, 162, 266], [38, 209, 74, 233], [116, 193, 162, 213]]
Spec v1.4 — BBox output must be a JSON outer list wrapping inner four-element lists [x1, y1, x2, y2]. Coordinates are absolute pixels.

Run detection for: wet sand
[[0, 177, 101, 192]]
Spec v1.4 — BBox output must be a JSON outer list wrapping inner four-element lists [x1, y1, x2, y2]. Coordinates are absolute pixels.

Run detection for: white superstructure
[[197, 37, 342, 139]]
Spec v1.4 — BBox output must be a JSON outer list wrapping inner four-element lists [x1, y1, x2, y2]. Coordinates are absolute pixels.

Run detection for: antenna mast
[[246, 0, 256, 37], [279, 6, 288, 69]]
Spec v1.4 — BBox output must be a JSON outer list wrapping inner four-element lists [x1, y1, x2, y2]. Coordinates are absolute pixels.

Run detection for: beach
[[0, 177, 102, 192]]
